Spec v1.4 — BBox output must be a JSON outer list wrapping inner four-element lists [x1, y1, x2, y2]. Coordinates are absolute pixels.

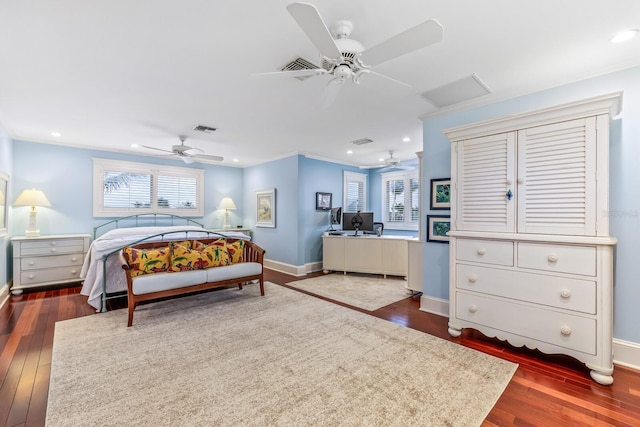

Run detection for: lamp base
[[25, 229, 41, 237]]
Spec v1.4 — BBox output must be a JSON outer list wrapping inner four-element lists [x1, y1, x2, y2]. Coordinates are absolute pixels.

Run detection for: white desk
[[322, 233, 416, 278]]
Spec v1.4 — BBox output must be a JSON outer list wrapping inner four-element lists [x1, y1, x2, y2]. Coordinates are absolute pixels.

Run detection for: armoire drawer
[[455, 291, 596, 355], [517, 243, 596, 276], [456, 264, 596, 314], [456, 239, 513, 266]]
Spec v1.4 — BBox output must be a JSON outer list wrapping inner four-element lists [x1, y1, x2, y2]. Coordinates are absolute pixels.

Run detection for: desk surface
[[323, 232, 417, 241]]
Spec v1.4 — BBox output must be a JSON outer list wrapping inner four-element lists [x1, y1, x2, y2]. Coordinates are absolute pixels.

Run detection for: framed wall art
[[256, 188, 276, 228], [426, 214, 451, 243], [316, 192, 332, 211], [430, 178, 451, 210]]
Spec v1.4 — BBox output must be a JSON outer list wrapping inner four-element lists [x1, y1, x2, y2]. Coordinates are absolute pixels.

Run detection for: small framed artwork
[[426, 215, 451, 243], [256, 188, 276, 228], [0, 171, 7, 234], [430, 178, 451, 210], [316, 192, 332, 211]]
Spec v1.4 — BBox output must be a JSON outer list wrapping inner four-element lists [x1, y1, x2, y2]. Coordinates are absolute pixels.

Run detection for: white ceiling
[[1, 1, 638, 168]]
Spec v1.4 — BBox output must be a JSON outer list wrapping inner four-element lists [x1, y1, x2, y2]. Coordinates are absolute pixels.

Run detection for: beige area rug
[[47, 282, 517, 427], [286, 273, 410, 311]]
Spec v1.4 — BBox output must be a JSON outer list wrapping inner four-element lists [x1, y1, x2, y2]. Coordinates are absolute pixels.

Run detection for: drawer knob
[[28, 274, 35, 279], [477, 248, 486, 256], [51, 248, 57, 253], [468, 274, 478, 283], [560, 290, 571, 299], [547, 254, 559, 263], [468, 305, 478, 313], [71, 257, 77, 262], [51, 242, 57, 246], [28, 261, 35, 266], [560, 326, 572, 336]]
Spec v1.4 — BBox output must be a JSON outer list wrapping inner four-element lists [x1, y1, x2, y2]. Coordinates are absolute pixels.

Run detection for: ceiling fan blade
[[251, 69, 327, 79], [365, 70, 413, 88], [286, 2, 342, 60], [191, 154, 224, 162], [320, 79, 344, 109], [142, 145, 174, 154], [360, 19, 443, 66]]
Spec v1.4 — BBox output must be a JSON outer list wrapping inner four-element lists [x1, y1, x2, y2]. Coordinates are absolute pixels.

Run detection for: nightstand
[[11, 234, 91, 295]]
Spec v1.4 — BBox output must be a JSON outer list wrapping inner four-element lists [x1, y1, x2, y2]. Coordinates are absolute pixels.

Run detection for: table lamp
[[14, 188, 51, 237], [217, 197, 236, 230]]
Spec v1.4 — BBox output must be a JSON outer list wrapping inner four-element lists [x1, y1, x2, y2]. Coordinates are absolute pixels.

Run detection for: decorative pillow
[[226, 240, 245, 263], [195, 239, 231, 267], [169, 242, 209, 272], [123, 246, 171, 277]]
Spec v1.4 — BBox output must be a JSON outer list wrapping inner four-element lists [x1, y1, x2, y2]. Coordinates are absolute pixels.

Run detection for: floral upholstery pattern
[[123, 246, 171, 277], [194, 239, 231, 267], [169, 243, 209, 271], [226, 240, 245, 263]]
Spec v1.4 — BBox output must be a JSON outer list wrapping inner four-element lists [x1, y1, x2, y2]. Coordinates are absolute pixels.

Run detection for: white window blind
[[381, 170, 419, 230], [93, 158, 204, 217], [343, 171, 367, 212]]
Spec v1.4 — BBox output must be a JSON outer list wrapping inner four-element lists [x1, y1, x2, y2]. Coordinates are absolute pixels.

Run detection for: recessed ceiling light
[[378, 158, 385, 162], [402, 137, 410, 142], [50, 131, 61, 137], [347, 150, 353, 154], [131, 144, 139, 148], [233, 158, 239, 162], [610, 29, 639, 43]]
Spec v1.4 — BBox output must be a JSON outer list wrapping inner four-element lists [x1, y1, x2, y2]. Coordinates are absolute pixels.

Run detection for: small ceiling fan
[[142, 136, 223, 164], [254, 2, 443, 107], [361, 151, 415, 172]]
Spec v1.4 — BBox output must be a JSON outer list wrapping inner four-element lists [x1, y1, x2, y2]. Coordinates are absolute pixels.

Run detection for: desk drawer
[[21, 253, 84, 271], [456, 239, 513, 266], [20, 238, 86, 256], [518, 243, 596, 276]]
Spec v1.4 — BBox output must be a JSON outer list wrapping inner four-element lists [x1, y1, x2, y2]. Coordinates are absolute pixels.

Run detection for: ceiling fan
[[361, 150, 415, 172], [142, 136, 223, 164], [254, 2, 443, 107]]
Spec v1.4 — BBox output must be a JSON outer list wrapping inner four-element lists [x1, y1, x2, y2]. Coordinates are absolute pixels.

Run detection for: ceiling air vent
[[192, 125, 217, 133], [419, 74, 492, 108], [351, 138, 373, 146], [281, 57, 321, 81]]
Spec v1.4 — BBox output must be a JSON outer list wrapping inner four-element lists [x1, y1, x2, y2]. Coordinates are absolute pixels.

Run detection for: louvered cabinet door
[[456, 132, 516, 232], [516, 117, 597, 235]]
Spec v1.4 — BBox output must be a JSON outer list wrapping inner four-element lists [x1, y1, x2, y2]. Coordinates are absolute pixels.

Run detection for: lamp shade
[[217, 197, 236, 210], [14, 189, 51, 207]]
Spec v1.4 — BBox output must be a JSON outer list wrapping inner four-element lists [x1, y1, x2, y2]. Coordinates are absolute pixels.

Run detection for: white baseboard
[[263, 259, 324, 277], [0, 283, 10, 311], [305, 261, 323, 274], [418, 293, 640, 372]]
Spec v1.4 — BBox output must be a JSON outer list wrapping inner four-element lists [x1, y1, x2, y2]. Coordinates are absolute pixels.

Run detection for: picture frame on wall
[[315, 192, 332, 211], [430, 178, 451, 210], [426, 214, 451, 243], [0, 171, 7, 233], [256, 188, 276, 228]]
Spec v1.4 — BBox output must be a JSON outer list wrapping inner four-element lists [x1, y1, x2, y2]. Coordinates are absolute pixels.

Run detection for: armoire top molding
[[443, 91, 622, 142]]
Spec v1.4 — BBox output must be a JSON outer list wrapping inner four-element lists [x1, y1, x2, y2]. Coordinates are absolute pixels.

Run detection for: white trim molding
[[613, 339, 640, 371], [419, 294, 449, 317], [0, 283, 10, 311]]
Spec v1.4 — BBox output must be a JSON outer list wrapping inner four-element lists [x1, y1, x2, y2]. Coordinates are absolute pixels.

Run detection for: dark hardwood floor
[[1, 270, 639, 426]]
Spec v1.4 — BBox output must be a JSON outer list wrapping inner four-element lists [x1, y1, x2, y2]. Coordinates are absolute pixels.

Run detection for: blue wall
[[421, 65, 640, 343]]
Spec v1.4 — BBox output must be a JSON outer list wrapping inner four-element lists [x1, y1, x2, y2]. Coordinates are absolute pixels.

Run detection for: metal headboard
[[93, 213, 204, 239]]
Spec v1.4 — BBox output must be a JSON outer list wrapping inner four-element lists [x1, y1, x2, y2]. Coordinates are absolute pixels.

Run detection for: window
[[343, 171, 367, 213], [93, 158, 204, 217], [381, 170, 419, 230]]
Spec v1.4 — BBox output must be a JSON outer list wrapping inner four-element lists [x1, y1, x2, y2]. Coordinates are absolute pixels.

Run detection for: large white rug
[[47, 282, 517, 427], [286, 273, 410, 310]]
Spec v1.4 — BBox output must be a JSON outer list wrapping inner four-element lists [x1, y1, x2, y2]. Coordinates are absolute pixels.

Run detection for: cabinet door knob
[[468, 305, 478, 313], [468, 274, 478, 283], [548, 254, 559, 263], [560, 290, 571, 299], [560, 326, 572, 336], [477, 248, 486, 256]]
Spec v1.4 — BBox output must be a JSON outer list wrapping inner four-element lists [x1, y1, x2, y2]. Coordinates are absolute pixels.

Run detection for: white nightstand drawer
[[518, 243, 596, 276], [456, 264, 596, 314], [21, 253, 84, 271], [455, 292, 596, 355], [20, 265, 83, 285], [19, 238, 86, 256], [456, 239, 514, 266]]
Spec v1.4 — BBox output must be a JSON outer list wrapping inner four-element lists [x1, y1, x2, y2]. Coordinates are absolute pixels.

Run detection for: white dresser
[[444, 93, 621, 385], [11, 234, 91, 295]]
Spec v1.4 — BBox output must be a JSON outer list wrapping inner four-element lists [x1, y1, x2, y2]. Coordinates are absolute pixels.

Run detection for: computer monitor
[[342, 211, 374, 235], [328, 207, 342, 231]]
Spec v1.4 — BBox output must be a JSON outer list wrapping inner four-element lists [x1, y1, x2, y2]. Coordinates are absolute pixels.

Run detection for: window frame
[[92, 158, 204, 217], [380, 169, 419, 231], [343, 171, 367, 213]]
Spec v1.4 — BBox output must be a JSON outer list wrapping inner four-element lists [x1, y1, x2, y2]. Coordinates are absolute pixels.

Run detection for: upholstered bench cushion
[[206, 262, 262, 282], [132, 269, 207, 295]]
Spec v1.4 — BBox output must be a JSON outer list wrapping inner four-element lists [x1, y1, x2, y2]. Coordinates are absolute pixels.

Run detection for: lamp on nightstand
[[14, 188, 51, 237], [217, 197, 236, 230]]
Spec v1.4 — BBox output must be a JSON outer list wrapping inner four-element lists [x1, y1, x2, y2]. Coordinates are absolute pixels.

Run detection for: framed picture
[[0, 171, 7, 233], [426, 215, 451, 243], [430, 178, 451, 210], [316, 192, 332, 211], [256, 188, 276, 228]]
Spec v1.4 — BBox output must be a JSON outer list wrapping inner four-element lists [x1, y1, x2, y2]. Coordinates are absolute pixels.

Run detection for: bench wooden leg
[[127, 302, 137, 327]]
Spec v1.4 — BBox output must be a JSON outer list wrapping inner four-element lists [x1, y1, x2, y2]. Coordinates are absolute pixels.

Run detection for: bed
[[80, 214, 250, 312]]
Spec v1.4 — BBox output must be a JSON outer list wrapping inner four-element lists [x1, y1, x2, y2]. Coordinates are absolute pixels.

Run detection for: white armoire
[[443, 92, 621, 385]]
